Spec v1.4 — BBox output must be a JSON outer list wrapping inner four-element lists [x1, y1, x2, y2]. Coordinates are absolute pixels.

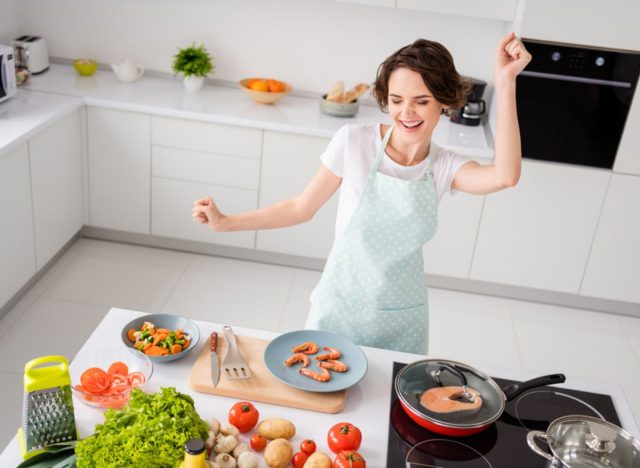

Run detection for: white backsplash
[[14, 0, 506, 96]]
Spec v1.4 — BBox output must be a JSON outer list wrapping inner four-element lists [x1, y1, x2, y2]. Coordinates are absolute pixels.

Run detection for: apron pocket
[[306, 294, 428, 354]]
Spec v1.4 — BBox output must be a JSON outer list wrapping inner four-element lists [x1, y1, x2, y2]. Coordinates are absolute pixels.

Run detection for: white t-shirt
[[321, 123, 470, 237]]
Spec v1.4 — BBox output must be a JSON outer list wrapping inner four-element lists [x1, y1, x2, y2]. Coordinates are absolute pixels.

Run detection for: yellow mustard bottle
[[179, 438, 208, 468]]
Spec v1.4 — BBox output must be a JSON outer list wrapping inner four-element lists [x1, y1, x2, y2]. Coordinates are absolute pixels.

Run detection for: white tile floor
[[1, 238, 639, 449]]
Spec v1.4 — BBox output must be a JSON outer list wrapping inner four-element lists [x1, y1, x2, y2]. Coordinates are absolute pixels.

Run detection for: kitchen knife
[[210, 331, 219, 387]]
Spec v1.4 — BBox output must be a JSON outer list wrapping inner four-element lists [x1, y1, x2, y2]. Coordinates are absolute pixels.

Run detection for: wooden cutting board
[[188, 334, 347, 413]]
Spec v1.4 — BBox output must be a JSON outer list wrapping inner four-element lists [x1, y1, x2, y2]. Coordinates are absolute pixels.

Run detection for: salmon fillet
[[420, 386, 483, 414]]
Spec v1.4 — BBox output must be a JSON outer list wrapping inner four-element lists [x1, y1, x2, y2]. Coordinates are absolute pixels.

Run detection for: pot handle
[[526, 431, 555, 462], [502, 373, 566, 401], [429, 363, 468, 387]]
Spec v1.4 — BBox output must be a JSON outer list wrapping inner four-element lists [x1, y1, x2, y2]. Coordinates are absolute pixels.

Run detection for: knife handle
[[210, 332, 217, 352]]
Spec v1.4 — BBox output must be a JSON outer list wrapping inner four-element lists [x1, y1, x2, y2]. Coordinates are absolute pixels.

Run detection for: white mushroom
[[205, 430, 216, 450], [214, 453, 237, 468], [232, 443, 250, 459], [236, 452, 259, 468], [208, 462, 221, 468], [219, 424, 240, 438], [206, 417, 221, 435], [214, 433, 238, 454]]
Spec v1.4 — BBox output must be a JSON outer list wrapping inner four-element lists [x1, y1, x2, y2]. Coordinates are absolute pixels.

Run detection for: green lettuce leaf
[[75, 387, 208, 468]]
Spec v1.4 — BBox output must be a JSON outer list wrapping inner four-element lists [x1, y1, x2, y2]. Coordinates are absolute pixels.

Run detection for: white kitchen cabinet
[[152, 116, 262, 159], [151, 178, 257, 248], [470, 160, 610, 293], [423, 188, 485, 279], [0, 144, 36, 307], [614, 92, 640, 176], [580, 174, 640, 303], [29, 110, 83, 269], [152, 146, 260, 191], [87, 107, 151, 234], [329, 0, 395, 7], [396, 0, 519, 21], [520, 0, 639, 51], [257, 131, 338, 259], [150, 117, 262, 248]]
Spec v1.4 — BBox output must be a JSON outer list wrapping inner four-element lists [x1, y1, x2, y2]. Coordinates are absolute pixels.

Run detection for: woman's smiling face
[[387, 67, 446, 142]]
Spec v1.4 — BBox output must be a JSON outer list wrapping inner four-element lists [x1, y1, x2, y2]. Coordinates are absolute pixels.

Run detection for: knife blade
[[210, 331, 219, 387]]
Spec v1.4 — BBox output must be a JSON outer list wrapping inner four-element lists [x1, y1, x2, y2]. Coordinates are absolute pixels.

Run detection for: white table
[[2, 307, 638, 466]]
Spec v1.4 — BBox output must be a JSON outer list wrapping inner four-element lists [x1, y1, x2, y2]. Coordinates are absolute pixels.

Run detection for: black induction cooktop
[[387, 362, 621, 467]]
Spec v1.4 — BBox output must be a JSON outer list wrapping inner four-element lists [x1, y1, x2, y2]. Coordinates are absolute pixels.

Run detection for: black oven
[[516, 39, 640, 169]]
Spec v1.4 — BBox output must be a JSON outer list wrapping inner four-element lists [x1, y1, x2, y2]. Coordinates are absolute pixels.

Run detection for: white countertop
[[3, 64, 494, 158], [1, 307, 638, 466], [0, 90, 82, 156]]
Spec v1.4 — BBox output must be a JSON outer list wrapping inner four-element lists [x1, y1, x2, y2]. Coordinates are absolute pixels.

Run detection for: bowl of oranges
[[239, 78, 292, 104]]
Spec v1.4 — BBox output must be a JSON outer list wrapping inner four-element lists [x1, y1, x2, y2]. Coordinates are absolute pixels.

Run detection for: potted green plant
[[172, 43, 214, 92]]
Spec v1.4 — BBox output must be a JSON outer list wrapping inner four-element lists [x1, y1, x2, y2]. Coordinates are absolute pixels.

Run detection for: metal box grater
[[18, 356, 78, 459]]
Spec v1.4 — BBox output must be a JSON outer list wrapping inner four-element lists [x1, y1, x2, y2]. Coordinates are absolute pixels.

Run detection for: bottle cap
[[185, 438, 205, 455]]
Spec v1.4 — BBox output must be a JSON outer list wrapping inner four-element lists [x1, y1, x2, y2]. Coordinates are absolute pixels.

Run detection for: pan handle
[[502, 373, 566, 401], [430, 363, 468, 386], [526, 431, 555, 462]]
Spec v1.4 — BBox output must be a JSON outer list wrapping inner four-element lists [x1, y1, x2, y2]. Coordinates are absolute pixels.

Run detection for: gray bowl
[[320, 94, 359, 117], [121, 313, 200, 363]]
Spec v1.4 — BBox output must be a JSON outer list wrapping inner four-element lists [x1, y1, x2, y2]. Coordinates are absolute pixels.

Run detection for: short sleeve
[[320, 125, 350, 177], [432, 147, 471, 200]]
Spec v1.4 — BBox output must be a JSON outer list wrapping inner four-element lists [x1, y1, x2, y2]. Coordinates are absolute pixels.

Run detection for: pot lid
[[546, 415, 640, 467]]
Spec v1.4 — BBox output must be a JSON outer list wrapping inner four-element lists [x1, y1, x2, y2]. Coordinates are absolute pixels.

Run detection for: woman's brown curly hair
[[373, 39, 471, 115]]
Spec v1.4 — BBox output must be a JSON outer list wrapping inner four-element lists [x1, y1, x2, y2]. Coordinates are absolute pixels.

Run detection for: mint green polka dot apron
[[306, 125, 438, 354]]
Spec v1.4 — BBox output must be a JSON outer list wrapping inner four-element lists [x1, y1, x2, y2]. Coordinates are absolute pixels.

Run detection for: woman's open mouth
[[400, 120, 423, 131]]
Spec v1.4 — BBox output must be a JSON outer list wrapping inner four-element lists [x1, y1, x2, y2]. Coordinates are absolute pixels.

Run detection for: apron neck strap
[[372, 125, 434, 178], [371, 125, 394, 177]]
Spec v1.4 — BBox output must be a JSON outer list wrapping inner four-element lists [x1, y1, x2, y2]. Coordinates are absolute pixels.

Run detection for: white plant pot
[[183, 76, 204, 92]]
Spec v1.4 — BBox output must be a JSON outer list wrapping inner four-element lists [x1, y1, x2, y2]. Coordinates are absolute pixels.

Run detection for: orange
[[267, 79, 286, 93], [249, 79, 269, 92]]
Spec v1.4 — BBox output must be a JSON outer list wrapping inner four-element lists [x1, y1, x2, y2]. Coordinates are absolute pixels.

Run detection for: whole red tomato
[[250, 432, 266, 451], [300, 439, 317, 455], [333, 451, 366, 468], [292, 451, 309, 468], [327, 422, 362, 454], [228, 401, 259, 433]]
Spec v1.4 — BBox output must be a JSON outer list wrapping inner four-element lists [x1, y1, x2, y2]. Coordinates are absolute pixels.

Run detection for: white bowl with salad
[[121, 313, 200, 363]]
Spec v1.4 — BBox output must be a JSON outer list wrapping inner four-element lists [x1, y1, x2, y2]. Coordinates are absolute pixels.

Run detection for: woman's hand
[[494, 33, 532, 89], [192, 197, 227, 231]]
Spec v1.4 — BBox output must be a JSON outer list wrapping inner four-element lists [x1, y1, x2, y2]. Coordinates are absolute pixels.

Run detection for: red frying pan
[[394, 358, 566, 436]]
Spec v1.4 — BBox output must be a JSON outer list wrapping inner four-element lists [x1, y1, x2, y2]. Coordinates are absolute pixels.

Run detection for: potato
[[257, 418, 296, 440], [303, 451, 332, 468], [264, 438, 293, 468]]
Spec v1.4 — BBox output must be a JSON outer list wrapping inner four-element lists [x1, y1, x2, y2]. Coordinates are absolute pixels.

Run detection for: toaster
[[12, 35, 49, 74]]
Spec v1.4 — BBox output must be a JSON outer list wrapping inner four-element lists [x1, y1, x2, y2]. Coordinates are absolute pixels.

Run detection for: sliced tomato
[[108, 361, 129, 376], [80, 367, 112, 394], [127, 371, 147, 388]]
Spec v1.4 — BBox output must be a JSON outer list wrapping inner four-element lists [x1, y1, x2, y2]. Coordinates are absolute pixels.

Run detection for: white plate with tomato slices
[[263, 330, 368, 393]]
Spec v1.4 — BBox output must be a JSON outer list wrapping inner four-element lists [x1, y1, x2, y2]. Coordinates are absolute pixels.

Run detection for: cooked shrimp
[[315, 347, 341, 361], [299, 366, 331, 382], [283, 353, 310, 367], [291, 342, 319, 354], [318, 359, 348, 372]]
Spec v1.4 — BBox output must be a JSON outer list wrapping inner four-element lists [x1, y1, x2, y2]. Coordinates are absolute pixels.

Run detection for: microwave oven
[[0, 44, 17, 105]]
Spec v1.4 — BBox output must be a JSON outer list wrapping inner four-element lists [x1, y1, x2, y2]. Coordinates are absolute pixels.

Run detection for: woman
[[192, 33, 531, 354]]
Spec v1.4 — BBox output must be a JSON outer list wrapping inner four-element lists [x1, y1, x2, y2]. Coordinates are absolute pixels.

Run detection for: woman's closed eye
[[391, 100, 429, 105]]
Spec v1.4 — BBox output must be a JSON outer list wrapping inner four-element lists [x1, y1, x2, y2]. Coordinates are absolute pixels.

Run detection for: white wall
[[0, 0, 20, 46], [15, 0, 505, 96]]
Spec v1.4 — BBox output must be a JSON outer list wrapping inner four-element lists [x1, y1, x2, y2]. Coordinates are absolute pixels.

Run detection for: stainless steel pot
[[527, 415, 640, 467]]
